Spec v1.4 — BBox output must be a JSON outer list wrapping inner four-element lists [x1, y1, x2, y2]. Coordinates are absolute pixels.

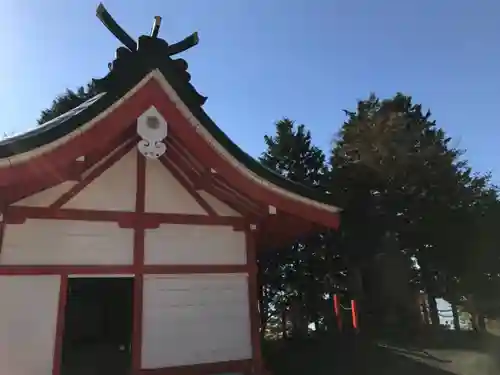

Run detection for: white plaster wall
[[1, 219, 133, 265], [145, 159, 206, 215], [198, 191, 242, 217], [63, 150, 137, 211], [144, 224, 246, 265], [13, 181, 77, 207], [0, 275, 60, 375], [142, 274, 252, 368]]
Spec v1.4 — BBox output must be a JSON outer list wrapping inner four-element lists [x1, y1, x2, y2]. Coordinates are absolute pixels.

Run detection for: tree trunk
[[427, 294, 440, 326], [478, 314, 487, 332], [281, 309, 288, 339], [471, 314, 478, 332], [421, 298, 430, 325], [467, 295, 486, 333], [348, 266, 364, 299], [419, 264, 441, 327], [451, 303, 460, 331], [290, 297, 308, 338], [327, 293, 341, 333], [258, 286, 268, 340], [470, 312, 486, 333]]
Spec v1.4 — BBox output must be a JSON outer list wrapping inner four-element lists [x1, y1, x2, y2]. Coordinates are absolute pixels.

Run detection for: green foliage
[[37, 80, 500, 331], [331, 93, 500, 323], [460, 193, 500, 318], [259, 118, 341, 334], [261, 118, 329, 186], [37, 81, 101, 125], [259, 95, 500, 334]]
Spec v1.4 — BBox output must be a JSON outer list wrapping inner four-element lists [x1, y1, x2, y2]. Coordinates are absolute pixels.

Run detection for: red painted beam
[[167, 136, 205, 172], [148, 80, 340, 229], [160, 155, 217, 217], [4, 129, 137, 206], [51, 139, 137, 208], [143, 264, 249, 274], [82, 125, 137, 170], [166, 150, 250, 216], [0, 79, 158, 187], [4, 206, 246, 228], [3, 163, 81, 205], [0, 265, 134, 275], [167, 138, 265, 217], [0, 264, 250, 276], [195, 172, 265, 217], [0, 77, 340, 229], [165, 141, 203, 182]]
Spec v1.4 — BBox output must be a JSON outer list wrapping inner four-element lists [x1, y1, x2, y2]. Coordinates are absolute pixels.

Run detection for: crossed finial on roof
[[96, 3, 199, 56]]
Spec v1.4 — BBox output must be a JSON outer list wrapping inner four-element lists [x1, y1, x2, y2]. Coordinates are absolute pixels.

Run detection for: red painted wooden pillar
[[52, 274, 68, 375], [132, 150, 146, 373], [0, 221, 5, 255], [246, 228, 263, 374]]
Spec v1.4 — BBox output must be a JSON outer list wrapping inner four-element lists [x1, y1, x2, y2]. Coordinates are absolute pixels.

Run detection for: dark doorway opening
[[61, 277, 134, 375]]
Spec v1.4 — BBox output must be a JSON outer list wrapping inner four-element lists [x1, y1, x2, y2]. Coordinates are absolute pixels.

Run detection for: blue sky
[[1, 0, 499, 184]]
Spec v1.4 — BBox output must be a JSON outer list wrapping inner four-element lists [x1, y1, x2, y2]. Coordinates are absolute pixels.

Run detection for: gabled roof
[[0, 93, 108, 158], [0, 14, 340, 231]]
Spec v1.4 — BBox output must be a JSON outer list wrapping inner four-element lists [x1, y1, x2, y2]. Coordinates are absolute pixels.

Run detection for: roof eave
[[0, 69, 341, 228]]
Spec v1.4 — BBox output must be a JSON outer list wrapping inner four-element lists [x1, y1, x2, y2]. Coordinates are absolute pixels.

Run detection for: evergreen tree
[[329, 93, 491, 328], [37, 81, 102, 125], [460, 189, 500, 328], [259, 118, 339, 335], [35, 77, 500, 336]]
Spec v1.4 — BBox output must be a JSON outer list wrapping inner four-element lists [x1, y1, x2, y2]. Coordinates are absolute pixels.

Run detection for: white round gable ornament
[[137, 106, 168, 159]]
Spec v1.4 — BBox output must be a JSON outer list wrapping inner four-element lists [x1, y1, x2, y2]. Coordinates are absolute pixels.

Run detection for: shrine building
[[0, 5, 341, 375]]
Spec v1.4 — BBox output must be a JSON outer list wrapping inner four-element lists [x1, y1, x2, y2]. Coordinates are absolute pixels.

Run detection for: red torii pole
[[333, 294, 359, 333], [333, 294, 342, 331], [351, 299, 359, 333]]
